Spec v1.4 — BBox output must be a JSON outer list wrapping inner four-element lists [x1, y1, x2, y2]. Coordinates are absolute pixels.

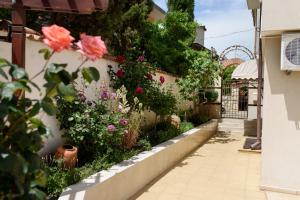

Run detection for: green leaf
[[41, 97, 56, 116], [29, 118, 44, 128], [0, 67, 8, 80], [0, 58, 8, 65], [82, 67, 100, 84], [29, 102, 41, 117], [29, 188, 46, 200], [34, 170, 47, 187], [38, 48, 51, 60], [57, 83, 76, 102], [1, 82, 28, 100], [0, 103, 8, 118], [12, 68, 27, 79]]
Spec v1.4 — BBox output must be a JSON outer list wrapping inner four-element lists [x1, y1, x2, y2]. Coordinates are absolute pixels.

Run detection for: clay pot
[[55, 144, 78, 169], [170, 115, 181, 129], [122, 129, 139, 150]]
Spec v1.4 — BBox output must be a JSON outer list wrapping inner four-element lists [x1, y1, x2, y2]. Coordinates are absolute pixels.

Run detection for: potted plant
[[55, 144, 78, 169]]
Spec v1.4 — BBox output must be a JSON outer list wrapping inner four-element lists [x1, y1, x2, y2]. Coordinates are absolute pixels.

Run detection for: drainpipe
[[251, 3, 263, 150]]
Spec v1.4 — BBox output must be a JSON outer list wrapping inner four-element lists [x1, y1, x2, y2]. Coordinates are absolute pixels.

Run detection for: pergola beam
[[0, 0, 108, 69], [0, 0, 108, 13]]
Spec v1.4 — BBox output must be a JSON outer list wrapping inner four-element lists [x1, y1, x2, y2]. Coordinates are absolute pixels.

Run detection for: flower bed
[[58, 120, 218, 200]]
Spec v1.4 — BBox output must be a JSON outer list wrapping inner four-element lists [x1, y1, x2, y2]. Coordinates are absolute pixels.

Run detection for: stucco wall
[[0, 39, 191, 155], [261, 0, 300, 36], [261, 37, 300, 192]]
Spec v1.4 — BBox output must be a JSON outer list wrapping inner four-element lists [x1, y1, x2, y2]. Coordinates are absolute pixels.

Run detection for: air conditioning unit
[[281, 33, 300, 71]]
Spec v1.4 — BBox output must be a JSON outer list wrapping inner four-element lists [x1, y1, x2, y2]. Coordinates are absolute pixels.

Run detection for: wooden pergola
[[0, 0, 109, 69]]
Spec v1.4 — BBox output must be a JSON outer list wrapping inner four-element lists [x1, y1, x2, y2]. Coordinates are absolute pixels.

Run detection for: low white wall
[[0, 39, 192, 155], [59, 120, 218, 200]]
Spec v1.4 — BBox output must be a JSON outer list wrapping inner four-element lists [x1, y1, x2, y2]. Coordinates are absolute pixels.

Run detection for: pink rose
[[119, 118, 128, 126], [135, 86, 143, 94], [160, 76, 165, 84], [107, 125, 116, 133], [77, 33, 107, 61], [42, 24, 74, 52]]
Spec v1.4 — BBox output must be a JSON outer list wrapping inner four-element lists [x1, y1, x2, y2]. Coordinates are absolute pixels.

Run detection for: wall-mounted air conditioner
[[281, 33, 300, 71]]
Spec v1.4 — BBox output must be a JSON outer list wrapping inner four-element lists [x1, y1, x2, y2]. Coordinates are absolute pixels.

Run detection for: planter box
[[59, 120, 218, 200]]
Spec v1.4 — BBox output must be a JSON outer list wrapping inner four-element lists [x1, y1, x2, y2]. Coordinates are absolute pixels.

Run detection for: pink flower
[[107, 125, 116, 133], [110, 93, 117, 100], [42, 24, 74, 52], [116, 69, 125, 78], [116, 55, 126, 63], [160, 76, 165, 84], [119, 118, 128, 126], [135, 86, 143, 94], [77, 33, 107, 61], [100, 90, 109, 100], [137, 55, 145, 62], [146, 73, 153, 80], [118, 104, 123, 112]]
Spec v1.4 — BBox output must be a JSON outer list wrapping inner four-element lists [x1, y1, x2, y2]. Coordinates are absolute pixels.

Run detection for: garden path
[[132, 132, 265, 200]]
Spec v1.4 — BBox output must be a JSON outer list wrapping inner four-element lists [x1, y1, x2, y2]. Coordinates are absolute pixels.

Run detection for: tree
[[145, 11, 197, 75], [177, 50, 222, 107], [0, 0, 154, 57], [167, 0, 195, 21]]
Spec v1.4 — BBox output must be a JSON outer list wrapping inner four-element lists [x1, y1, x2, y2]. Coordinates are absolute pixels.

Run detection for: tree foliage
[[145, 11, 197, 75], [177, 50, 222, 103], [167, 0, 195, 20], [0, 1, 153, 57]]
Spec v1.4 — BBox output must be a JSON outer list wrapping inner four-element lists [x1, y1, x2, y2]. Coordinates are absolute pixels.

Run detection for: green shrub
[[143, 121, 181, 146], [179, 122, 194, 133], [188, 114, 210, 126], [199, 90, 218, 103]]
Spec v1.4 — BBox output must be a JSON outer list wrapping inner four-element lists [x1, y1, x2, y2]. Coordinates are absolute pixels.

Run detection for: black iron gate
[[221, 81, 249, 119]]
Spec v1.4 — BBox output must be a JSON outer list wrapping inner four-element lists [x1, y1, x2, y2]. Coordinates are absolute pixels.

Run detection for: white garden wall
[[0, 38, 192, 155]]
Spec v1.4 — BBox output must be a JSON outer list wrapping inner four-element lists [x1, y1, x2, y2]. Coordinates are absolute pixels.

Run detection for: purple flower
[[119, 118, 128, 126], [107, 125, 116, 133], [100, 90, 109, 100], [137, 55, 145, 62]]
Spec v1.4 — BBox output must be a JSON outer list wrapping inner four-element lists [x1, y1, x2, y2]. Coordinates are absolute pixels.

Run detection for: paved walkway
[[132, 132, 265, 200]]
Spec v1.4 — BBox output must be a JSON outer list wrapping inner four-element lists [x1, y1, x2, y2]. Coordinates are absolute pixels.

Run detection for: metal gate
[[221, 81, 249, 119]]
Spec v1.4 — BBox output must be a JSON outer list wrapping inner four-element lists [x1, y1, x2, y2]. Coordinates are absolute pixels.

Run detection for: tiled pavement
[[132, 132, 266, 200]]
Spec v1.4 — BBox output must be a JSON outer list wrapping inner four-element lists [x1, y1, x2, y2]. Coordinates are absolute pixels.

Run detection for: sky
[[153, 0, 254, 55]]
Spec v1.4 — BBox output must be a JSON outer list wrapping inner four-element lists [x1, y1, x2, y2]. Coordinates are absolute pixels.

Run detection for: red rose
[[135, 86, 143, 94], [146, 73, 153, 80], [160, 76, 165, 84], [116, 69, 125, 78], [116, 55, 126, 63]]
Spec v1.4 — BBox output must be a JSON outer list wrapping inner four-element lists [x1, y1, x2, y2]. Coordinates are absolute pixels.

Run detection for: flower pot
[[55, 144, 78, 169], [123, 130, 139, 150]]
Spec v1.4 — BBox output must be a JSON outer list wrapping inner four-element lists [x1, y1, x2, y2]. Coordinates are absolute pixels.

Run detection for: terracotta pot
[[122, 129, 139, 150], [55, 144, 78, 169]]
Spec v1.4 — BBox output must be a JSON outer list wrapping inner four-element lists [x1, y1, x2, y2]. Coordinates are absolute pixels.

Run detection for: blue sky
[[153, 0, 254, 54]]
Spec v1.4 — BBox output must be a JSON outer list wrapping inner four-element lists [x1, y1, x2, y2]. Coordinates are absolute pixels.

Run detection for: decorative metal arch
[[219, 45, 254, 61]]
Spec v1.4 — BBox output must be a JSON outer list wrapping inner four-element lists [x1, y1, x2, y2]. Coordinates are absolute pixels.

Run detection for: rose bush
[[0, 24, 106, 199]]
